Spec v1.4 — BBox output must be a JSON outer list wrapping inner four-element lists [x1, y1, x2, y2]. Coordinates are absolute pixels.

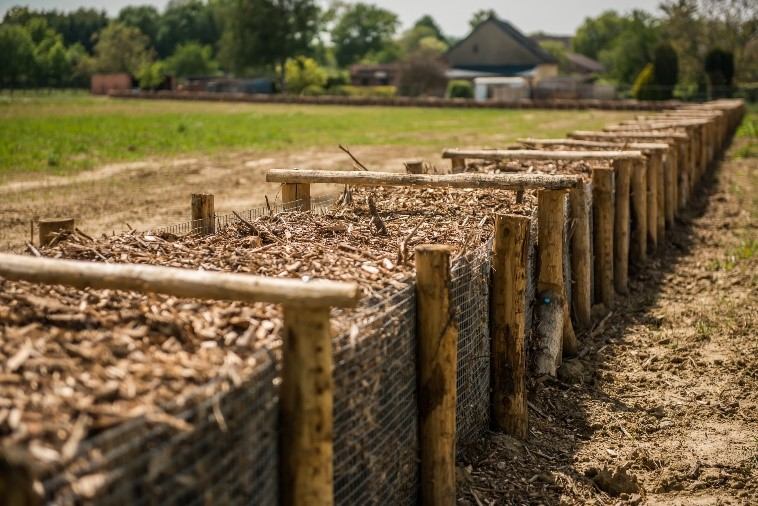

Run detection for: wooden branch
[[266, 169, 583, 190], [0, 253, 360, 308], [517, 138, 669, 151], [442, 148, 645, 161], [569, 130, 688, 141], [338, 144, 369, 171]]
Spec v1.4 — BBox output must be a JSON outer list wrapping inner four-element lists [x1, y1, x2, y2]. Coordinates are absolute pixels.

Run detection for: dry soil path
[[458, 142, 757, 505]]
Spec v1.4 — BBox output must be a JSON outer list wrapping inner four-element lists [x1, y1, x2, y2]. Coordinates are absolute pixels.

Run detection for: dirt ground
[[457, 141, 757, 505], [0, 145, 431, 252]]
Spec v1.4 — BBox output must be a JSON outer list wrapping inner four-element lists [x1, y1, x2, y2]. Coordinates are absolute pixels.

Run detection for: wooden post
[[451, 157, 466, 174], [656, 152, 665, 244], [612, 160, 630, 295], [677, 140, 689, 210], [404, 159, 425, 174], [647, 153, 660, 250], [592, 168, 614, 308], [281, 183, 312, 212], [663, 150, 676, 228], [38, 217, 75, 246], [667, 147, 679, 216], [536, 190, 576, 374], [569, 184, 592, 330], [629, 159, 647, 264], [280, 305, 334, 506], [191, 193, 215, 235], [491, 214, 529, 438], [416, 245, 457, 506]]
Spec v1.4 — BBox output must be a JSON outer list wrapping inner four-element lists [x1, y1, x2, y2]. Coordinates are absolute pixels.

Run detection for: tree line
[[0, 0, 754, 99]]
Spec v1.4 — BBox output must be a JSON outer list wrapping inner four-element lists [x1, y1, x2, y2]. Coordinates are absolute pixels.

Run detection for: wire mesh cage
[[42, 348, 279, 506], [451, 238, 493, 448], [332, 282, 419, 506]]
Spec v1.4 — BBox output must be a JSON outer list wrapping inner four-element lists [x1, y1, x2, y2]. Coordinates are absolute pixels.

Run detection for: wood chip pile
[[0, 186, 536, 493]]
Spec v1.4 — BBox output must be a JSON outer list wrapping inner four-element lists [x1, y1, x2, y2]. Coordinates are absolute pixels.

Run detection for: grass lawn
[[0, 92, 638, 179]]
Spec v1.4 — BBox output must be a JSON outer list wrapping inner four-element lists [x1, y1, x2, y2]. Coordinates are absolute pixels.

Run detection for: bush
[[329, 85, 397, 98], [284, 56, 326, 95], [631, 63, 656, 100], [653, 43, 678, 100], [446, 80, 473, 99], [397, 48, 447, 97], [705, 48, 735, 98]]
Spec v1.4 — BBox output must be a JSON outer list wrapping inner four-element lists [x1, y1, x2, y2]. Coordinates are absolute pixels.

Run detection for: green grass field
[[0, 92, 640, 179]]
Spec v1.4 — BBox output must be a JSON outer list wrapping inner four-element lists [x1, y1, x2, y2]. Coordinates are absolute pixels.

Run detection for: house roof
[[565, 52, 605, 73], [446, 15, 558, 66]]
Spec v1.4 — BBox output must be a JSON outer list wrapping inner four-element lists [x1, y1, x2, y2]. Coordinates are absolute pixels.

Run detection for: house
[[444, 15, 558, 83], [91, 73, 132, 95], [564, 52, 605, 76], [349, 64, 400, 86]]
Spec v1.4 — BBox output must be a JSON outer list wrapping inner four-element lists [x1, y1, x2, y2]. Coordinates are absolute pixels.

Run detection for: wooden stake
[[592, 168, 614, 308], [281, 183, 311, 212], [38, 217, 74, 246], [656, 152, 665, 244], [404, 159, 424, 174], [416, 245, 457, 506], [569, 184, 592, 330], [491, 214, 529, 438], [629, 159, 647, 264], [280, 305, 334, 506], [663, 149, 676, 228], [647, 153, 660, 250], [191, 193, 215, 235], [612, 160, 630, 295], [451, 157, 466, 174], [536, 190, 575, 373]]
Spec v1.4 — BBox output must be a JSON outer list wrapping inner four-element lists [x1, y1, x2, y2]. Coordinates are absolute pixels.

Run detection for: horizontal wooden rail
[[620, 118, 709, 127], [266, 169, 583, 190], [569, 130, 688, 141], [603, 124, 690, 132], [517, 138, 669, 151], [441, 148, 645, 161], [0, 253, 361, 308]]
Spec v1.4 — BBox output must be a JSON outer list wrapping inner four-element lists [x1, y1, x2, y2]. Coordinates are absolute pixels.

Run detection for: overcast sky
[[0, 0, 665, 36]]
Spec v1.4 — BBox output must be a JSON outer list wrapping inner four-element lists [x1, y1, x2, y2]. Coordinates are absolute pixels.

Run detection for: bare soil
[[457, 142, 757, 505], [0, 145, 437, 252]]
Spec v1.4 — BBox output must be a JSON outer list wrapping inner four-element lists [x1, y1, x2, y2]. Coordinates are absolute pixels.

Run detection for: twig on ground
[[338, 144, 369, 171]]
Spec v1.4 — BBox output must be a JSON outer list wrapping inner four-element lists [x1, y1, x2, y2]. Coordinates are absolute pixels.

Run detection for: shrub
[[631, 63, 656, 101], [284, 56, 327, 95], [329, 85, 396, 98], [446, 80, 473, 99], [653, 43, 678, 100], [704, 48, 735, 98], [397, 48, 447, 97]]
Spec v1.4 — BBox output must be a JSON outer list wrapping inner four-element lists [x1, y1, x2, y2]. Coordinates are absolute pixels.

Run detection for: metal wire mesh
[[451, 238, 493, 448], [42, 348, 279, 506], [332, 282, 419, 506]]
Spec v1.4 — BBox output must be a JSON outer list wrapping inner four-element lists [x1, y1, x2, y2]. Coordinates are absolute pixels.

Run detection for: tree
[[284, 56, 327, 94], [539, 41, 571, 72], [331, 3, 399, 67], [165, 42, 219, 78], [631, 62, 656, 100], [413, 15, 445, 41], [653, 43, 679, 99], [92, 22, 154, 75], [0, 24, 35, 87], [118, 5, 161, 47], [221, 0, 320, 89], [573, 10, 627, 60], [705, 48, 735, 96], [397, 47, 447, 97], [156, 0, 220, 58], [596, 10, 660, 84], [137, 61, 167, 89], [468, 9, 496, 31]]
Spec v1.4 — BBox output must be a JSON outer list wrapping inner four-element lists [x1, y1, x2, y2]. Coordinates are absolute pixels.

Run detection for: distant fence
[[109, 89, 684, 111]]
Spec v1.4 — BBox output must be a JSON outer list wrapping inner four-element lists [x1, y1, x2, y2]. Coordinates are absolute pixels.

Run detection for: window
[[473, 43, 479, 53]]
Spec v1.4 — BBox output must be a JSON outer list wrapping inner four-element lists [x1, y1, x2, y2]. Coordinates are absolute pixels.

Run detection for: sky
[[0, 0, 665, 37]]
